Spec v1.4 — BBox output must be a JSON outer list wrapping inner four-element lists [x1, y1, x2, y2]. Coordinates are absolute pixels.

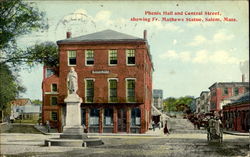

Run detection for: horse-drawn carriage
[[207, 118, 223, 143]]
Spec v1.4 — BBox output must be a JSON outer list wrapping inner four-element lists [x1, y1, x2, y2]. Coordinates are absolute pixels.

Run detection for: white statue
[[67, 67, 78, 94]]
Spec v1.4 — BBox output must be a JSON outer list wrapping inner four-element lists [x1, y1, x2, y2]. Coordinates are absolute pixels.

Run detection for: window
[[51, 97, 57, 105], [126, 49, 135, 65], [131, 108, 141, 126], [245, 87, 250, 92], [68, 51, 76, 66], [85, 50, 94, 65], [223, 88, 228, 95], [85, 80, 94, 102], [51, 84, 57, 92], [104, 108, 113, 126], [46, 68, 54, 78], [127, 79, 135, 102], [109, 50, 117, 65], [51, 111, 57, 121], [234, 87, 239, 96], [109, 79, 117, 102], [90, 108, 99, 126]]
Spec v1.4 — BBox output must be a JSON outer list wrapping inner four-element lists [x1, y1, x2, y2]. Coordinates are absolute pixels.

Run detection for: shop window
[[68, 51, 76, 66], [104, 108, 113, 126], [109, 50, 117, 65], [51, 97, 57, 106], [109, 79, 117, 102], [51, 111, 57, 121], [89, 108, 99, 126], [126, 49, 135, 65], [85, 79, 94, 102], [126, 79, 135, 102], [81, 109, 86, 126], [85, 50, 94, 65], [131, 108, 141, 126]]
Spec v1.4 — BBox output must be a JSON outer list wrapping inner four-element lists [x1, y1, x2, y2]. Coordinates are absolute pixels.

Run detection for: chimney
[[66, 32, 72, 38], [242, 74, 245, 82], [143, 30, 147, 40]]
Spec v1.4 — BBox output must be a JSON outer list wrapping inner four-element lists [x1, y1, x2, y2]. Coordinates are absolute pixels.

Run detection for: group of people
[[151, 120, 170, 135], [207, 116, 223, 136]]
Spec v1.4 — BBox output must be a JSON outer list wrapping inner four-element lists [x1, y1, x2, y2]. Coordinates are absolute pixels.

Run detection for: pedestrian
[[46, 120, 50, 133], [164, 121, 170, 135], [152, 121, 155, 131]]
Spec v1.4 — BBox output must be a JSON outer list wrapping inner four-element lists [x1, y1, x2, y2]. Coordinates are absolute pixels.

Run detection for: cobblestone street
[[0, 133, 249, 157]]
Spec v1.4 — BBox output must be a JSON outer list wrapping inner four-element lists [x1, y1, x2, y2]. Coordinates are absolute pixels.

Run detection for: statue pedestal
[[60, 94, 87, 139], [45, 93, 103, 147]]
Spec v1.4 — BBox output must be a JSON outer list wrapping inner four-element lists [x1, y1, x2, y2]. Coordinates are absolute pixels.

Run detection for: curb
[[223, 131, 249, 136]]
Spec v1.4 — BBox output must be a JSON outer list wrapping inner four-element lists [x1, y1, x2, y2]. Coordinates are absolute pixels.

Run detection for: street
[[0, 133, 249, 157]]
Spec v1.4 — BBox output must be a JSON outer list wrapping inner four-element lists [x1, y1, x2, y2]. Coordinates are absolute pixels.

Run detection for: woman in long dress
[[164, 121, 170, 134]]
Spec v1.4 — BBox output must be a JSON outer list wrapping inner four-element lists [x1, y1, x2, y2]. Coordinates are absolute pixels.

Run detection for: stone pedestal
[[45, 93, 104, 147], [60, 94, 87, 139]]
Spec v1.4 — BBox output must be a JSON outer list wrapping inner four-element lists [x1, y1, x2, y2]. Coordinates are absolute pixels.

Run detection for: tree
[[0, 0, 48, 66], [175, 96, 194, 112], [163, 96, 195, 113], [163, 97, 177, 112], [0, 63, 26, 114], [0, 0, 50, 120], [25, 42, 58, 67], [31, 99, 42, 106]]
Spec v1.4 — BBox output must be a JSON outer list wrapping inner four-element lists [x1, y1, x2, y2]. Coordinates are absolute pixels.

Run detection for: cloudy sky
[[18, 1, 249, 100]]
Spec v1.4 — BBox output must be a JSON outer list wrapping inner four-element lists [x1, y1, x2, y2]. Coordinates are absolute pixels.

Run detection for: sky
[[18, 0, 249, 100]]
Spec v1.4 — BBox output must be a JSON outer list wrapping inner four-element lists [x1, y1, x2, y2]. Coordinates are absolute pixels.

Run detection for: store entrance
[[118, 108, 126, 132]]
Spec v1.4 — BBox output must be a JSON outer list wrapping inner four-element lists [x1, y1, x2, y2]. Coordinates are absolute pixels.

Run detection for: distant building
[[199, 91, 210, 113], [195, 97, 201, 113], [222, 92, 250, 132], [209, 82, 249, 112], [10, 99, 41, 121], [153, 89, 163, 110], [42, 30, 154, 133]]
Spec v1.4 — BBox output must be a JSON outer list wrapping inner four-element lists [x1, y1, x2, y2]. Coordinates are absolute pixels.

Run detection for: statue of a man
[[67, 67, 78, 94]]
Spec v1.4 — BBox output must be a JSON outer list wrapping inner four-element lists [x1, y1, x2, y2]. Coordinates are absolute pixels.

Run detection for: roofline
[[57, 39, 146, 45], [209, 82, 249, 89]]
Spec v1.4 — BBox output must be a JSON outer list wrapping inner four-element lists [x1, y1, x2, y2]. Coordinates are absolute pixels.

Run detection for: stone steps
[[167, 118, 206, 134]]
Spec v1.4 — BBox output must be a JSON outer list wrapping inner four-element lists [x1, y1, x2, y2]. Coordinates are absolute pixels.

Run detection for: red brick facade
[[222, 93, 250, 133], [42, 30, 153, 133], [209, 82, 249, 112]]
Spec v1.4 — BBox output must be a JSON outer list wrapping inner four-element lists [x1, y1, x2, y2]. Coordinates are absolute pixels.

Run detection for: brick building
[[209, 82, 249, 112], [42, 29, 153, 133], [222, 92, 250, 133]]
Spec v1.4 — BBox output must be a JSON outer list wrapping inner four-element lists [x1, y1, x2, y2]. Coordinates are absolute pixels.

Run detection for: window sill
[[45, 92, 59, 95], [126, 64, 136, 66]]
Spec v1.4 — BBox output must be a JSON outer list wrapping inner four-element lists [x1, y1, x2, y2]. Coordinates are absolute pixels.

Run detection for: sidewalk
[[34, 125, 165, 137], [223, 130, 249, 136]]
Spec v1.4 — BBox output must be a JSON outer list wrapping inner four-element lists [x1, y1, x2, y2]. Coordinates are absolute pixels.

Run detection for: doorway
[[118, 108, 126, 132]]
